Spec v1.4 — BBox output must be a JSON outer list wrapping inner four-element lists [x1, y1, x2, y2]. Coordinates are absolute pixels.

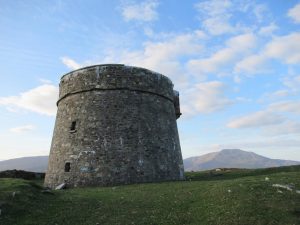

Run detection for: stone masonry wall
[[44, 64, 184, 188]]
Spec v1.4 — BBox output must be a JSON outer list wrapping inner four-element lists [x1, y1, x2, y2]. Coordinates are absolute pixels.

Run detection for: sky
[[0, 0, 300, 161]]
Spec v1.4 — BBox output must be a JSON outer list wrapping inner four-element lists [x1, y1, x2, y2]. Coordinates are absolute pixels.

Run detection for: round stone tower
[[44, 64, 184, 188]]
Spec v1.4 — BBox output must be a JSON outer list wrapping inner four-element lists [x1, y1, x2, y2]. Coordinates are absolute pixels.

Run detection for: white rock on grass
[[55, 183, 66, 190], [272, 184, 293, 191]]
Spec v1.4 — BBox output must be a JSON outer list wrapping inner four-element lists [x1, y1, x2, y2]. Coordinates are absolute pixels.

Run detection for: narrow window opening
[[65, 162, 71, 172], [70, 121, 76, 131]]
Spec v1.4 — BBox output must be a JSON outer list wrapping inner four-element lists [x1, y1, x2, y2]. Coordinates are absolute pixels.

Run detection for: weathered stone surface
[[44, 64, 184, 189]]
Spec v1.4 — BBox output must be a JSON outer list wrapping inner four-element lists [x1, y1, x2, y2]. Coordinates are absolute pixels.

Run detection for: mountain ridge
[[1, 149, 299, 172], [184, 149, 300, 171], [0, 156, 48, 172]]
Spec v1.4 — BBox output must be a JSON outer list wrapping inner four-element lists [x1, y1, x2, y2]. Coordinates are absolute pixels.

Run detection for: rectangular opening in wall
[[70, 121, 76, 131], [65, 162, 71, 172]]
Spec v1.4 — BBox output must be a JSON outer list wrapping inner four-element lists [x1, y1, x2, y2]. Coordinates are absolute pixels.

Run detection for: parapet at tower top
[[60, 64, 174, 87], [58, 64, 181, 118]]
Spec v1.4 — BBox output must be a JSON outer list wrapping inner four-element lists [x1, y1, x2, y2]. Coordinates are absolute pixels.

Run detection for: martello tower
[[44, 64, 184, 188]]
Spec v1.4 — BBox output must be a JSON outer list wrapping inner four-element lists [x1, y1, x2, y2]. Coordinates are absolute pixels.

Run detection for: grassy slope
[[0, 166, 299, 225]]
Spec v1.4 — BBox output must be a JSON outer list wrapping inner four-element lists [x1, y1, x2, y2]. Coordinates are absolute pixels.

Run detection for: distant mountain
[[1, 150, 300, 173], [0, 156, 48, 172], [184, 149, 300, 171]]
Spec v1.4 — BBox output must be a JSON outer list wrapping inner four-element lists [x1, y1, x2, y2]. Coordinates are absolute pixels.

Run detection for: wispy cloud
[[121, 0, 159, 22], [0, 84, 58, 116], [263, 121, 300, 136], [234, 53, 267, 75], [269, 100, 300, 114], [60, 56, 81, 70], [283, 75, 300, 92], [234, 32, 300, 75], [253, 3, 269, 23], [10, 125, 35, 133], [260, 74, 300, 101], [188, 33, 256, 76], [288, 2, 300, 24], [258, 23, 278, 36], [265, 32, 300, 64], [38, 78, 53, 84], [227, 110, 284, 128], [227, 100, 300, 135], [195, 0, 235, 35], [182, 81, 233, 116], [194, 0, 270, 36]]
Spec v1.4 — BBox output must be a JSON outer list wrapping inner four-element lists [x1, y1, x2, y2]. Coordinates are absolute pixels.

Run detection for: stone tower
[[44, 64, 184, 188]]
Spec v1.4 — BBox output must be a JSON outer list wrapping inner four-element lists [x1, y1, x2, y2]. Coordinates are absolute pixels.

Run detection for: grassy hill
[[0, 166, 300, 225]]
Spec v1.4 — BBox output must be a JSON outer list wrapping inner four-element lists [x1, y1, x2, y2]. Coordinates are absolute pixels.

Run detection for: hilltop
[[184, 149, 300, 171], [0, 156, 48, 172]]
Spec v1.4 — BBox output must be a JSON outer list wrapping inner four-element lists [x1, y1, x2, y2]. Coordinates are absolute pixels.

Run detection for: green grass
[[185, 165, 300, 181], [1, 166, 300, 225]]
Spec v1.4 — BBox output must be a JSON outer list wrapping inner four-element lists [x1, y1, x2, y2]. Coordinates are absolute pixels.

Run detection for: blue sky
[[0, 0, 300, 161]]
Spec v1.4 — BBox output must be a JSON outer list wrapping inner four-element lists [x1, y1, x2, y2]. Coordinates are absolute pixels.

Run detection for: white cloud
[[121, 0, 159, 22], [263, 121, 300, 136], [195, 0, 235, 35], [234, 53, 267, 74], [253, 4, 268, 23], [234, 32, 300, 75], [258, 23, 278, 36], [188, 33, 256, 75], [227, 98, 300, 137], [38, 78, 53, 84], [181, 81, 233, 116], [0, 84, 58, 116], [265, 90, 290, 99], [269, 101, 300, 114], [194, 1, 271, 35], [227, 110, 284, 128], [265, 33, 300, 64], [61, 56, 81, 70], [283, 75, 300, 92], [10, 125, 35, 133], [288, 3, 300, 24], [259, 75, 300, 100]]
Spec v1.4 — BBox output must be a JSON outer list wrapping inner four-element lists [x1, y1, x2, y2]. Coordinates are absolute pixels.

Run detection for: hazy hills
[[184, 149, 300, 171], [0, 156, 48, 172], [0, 149, 299, 172]]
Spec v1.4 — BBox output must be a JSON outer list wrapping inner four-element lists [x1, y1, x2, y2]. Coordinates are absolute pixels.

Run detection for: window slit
[[70, 121, 76, 131], [65, 162, 71, 172]]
